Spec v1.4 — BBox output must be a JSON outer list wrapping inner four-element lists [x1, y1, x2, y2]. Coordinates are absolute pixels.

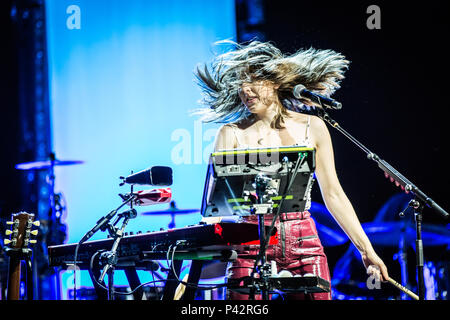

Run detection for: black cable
[[73, 243, 80, 300], [82, 244, 236, 299], [149, 243, 164, 300], [246, 163, 285, 174], [72, 195, 136, 300], [88, 249, 169, 297], [167, 244, 230, 291], [149, 264, 159, 300]]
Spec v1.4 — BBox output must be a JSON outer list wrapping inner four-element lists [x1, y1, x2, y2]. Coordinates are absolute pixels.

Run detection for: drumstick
[[174, 274, 189, 300], [387, 277, 419, 300]]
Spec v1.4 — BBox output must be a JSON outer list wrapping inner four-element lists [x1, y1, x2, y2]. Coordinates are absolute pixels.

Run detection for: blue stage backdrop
[[45, 0, 236, 248]]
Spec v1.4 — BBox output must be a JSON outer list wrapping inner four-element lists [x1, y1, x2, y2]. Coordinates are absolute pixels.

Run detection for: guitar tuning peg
[[31, 230, 39, 236], [3, 239, 11, 245], [5, 230, 12, 236], [29, 240, 37, 244], [6, 221, 13, 225], [33, 221, 41, 227]]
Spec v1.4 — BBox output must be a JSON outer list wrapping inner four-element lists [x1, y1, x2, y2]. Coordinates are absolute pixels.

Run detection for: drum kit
[[10, 152, 450, 300], [14, 155, 84, 245], [331, 200, 450, 300], [11, 155, 85, 279]]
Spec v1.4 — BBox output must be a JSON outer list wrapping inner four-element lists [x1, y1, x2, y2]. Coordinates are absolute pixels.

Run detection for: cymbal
[[314, 221, 348, 247], [309, 201, 348, 246], [15, 160, 84, 170], [140, 208, 200, 215], [141, 200, 348, 245], [140, 200, 200, 216], [140, 202, 198, 215], [362, 221, 450, 247]]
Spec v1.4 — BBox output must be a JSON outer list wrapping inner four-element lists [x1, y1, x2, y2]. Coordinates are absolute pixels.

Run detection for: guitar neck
[[7, 255, 21, 300]]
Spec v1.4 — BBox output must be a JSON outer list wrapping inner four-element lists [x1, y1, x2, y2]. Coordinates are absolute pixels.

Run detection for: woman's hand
[[361, 249, 389, 282]]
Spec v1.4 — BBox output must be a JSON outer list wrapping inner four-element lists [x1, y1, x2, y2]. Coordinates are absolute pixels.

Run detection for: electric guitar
[[4, 212, 39, 300]]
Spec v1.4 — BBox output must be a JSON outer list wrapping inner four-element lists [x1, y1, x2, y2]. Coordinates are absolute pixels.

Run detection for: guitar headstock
[[4, 212, 39, 250]]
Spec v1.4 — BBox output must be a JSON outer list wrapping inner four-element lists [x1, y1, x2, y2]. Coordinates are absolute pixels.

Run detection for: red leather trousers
[[226, 211, 332, 300]]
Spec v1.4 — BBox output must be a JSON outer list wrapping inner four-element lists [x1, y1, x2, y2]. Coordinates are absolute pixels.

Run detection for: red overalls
[[226, 211, 332, 300]]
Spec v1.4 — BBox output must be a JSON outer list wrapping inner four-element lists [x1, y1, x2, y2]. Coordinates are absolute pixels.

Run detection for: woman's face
[[238, 80, 279, 114]]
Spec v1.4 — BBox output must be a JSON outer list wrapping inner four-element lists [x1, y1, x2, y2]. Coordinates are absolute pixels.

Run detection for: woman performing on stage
[[194, 40, 389, 300]]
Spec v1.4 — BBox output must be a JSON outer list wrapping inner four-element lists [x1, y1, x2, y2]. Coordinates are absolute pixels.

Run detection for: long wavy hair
[[193, 40, 350, 129]]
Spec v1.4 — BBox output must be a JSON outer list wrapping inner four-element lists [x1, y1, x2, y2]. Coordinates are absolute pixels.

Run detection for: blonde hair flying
[[194, 40, 350, 128]]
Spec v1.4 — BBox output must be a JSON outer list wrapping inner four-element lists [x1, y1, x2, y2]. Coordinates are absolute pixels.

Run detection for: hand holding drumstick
[[367, 263, 419, 300], [387, 277, 419, 300]]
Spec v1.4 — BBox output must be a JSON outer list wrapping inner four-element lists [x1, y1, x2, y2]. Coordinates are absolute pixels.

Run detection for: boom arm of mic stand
[[315, 108, 449, 220]]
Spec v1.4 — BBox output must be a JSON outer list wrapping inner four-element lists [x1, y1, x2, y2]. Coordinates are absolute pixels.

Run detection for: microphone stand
[[249, 174, 274, 300], [98, 206, 137, 300], [73, 189, 137, 300], [96, 184, 138, 301], [314, 107, 449, 300]]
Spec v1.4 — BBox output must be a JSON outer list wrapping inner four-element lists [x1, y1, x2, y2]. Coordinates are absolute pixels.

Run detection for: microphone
[[293, 84, 342, 110], [128, 188, 172, 206], [120, 166, 173, 186], [79, 209, 118, 244]]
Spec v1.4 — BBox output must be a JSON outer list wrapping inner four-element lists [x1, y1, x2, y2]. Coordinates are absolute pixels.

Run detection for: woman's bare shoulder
[[215, 124, 237, 150], [309, 113, 331, 147], [309, 113, 327, 131], [285, 110, 311, 125], [230, 117, 255, 130]]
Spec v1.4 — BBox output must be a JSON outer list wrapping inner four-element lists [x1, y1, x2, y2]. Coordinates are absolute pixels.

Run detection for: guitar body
[[4, 212, 38, 300]]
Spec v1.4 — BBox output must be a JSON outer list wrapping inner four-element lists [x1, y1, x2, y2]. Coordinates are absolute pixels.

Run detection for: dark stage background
[[239, 0, 449, 225], [237, 0, 449, 296], [0, 0, 449, 300]]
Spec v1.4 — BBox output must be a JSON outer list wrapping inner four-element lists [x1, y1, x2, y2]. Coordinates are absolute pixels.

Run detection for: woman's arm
[[311, 116, 389, 281]]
